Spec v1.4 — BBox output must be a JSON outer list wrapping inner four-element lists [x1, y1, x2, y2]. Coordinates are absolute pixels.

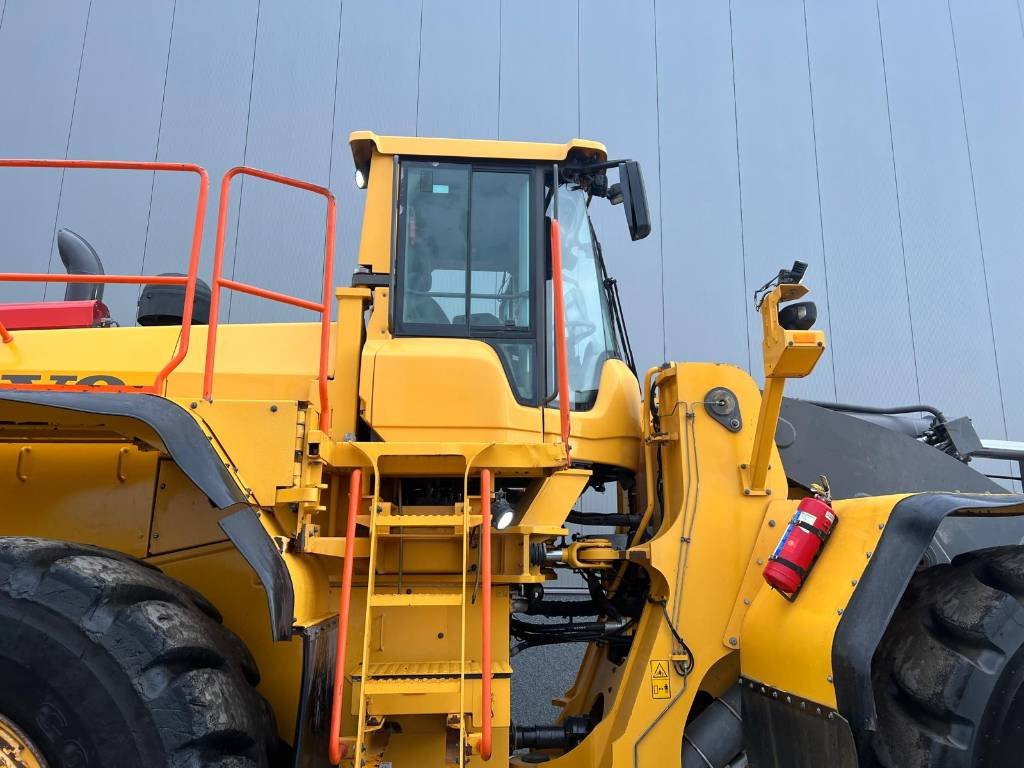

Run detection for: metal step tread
[[368, 591, 464, 607], [372, 513, 483, 529], [351, 660, 513, 682]]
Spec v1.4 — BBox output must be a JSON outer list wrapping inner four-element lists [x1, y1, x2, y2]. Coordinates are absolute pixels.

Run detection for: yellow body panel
[[739, 494, 902, 706], [349, 131, 607, 169], [364, 337, 642, 472]]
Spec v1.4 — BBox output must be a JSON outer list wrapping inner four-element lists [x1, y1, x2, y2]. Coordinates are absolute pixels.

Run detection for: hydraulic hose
[[804, 399, 946, 423], [681, 684, 743, 768]]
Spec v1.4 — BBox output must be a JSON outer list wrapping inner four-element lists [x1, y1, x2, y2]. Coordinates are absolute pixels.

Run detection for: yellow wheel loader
[[0, 134, 1022, 768]]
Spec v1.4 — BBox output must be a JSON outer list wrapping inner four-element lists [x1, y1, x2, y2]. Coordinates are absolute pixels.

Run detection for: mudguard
[[0, 390, 296, 642], [0, 390, 244, 508], [833, 492, 1024, 757]]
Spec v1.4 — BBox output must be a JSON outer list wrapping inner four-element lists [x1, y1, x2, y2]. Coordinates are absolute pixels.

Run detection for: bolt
[[866, 550, 873, 558], [817, 341, 824, 347], [828, 712, 834, 720], [159, 482, 166, 490], [730, 418, 740, 429], [729, 637, 738, 646], [826, 675, 833, 683], [740, 463, 749, 470], [757, 558, 764, 565], [189, 401, 198, 409], [788, 341, 794, 347], [786, 695, 792, 703], [744, 489, 751, 496], [766, 488, 772, 495], [837, 608, 844, 616], [437, 632, 444, 639], [851, 579, 859, 586], [743, 598, 751, 606], [270, 404, 278, 413], [878, 522, 885, 529], [152, 532, 160, 539], [768, 519, 776, 528]]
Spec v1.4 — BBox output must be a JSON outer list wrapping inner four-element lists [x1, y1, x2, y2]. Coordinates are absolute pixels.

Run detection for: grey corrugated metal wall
[[2, 0, 1024, 724]]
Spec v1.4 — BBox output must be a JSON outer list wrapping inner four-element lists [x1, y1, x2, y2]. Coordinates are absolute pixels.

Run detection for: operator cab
[[350, 132, 649, 471]]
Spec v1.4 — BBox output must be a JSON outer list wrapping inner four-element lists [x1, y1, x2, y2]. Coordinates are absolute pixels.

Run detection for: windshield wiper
[[590, 224, 637, 377]]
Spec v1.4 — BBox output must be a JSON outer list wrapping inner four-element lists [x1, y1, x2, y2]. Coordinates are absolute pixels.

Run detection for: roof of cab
[[349, 130, 607, 169]]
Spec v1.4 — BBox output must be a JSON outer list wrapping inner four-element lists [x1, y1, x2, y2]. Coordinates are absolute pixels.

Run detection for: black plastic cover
[[137, 273, 211, 326]]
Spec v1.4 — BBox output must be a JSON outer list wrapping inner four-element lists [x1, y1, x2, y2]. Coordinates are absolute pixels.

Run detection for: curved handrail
[[203, 166, 336, 431], [0, 159, 209, 393]]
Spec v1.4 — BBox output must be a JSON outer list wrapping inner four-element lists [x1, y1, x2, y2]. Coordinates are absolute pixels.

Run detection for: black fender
[[0, 390, 244, 508], [833, 492, 1024, 755], [0, 391, 295, 641]]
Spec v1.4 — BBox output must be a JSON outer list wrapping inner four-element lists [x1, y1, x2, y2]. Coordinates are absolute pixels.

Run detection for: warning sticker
[[650, 660, 671, 699]]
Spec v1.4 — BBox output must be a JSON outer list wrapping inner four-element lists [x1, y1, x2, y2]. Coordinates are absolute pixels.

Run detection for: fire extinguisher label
[[771, 521, 797, 559], [797, 510, 818, 526], [650, 660, 671, 699]]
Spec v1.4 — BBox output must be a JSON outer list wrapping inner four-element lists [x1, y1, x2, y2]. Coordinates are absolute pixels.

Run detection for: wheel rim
[[0, 712, 46, 768]]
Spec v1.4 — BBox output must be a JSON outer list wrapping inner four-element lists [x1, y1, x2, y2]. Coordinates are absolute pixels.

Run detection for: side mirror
[[616, 161, 650, 241]]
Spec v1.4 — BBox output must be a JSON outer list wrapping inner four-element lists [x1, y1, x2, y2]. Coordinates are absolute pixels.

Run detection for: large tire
[[0, 537, 280, 767], [871, 545, 1024, 767]]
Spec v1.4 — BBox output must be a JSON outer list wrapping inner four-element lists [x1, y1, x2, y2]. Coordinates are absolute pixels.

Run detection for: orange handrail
[[329, 468, 362, 765], [549, 217, 572, 466], [203, 166, 336, 431], [480, 468, 493, 760], [0, 159, 209, 392]]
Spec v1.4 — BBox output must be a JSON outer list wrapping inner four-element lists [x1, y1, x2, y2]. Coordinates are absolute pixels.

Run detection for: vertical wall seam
[[414, 0, 424, 136], [875, 0, 922, 404], [946, 0, 1010, 439], [576, 0, 582, 136], [43, 0, 93, 301], [326, 0, 345, 188], [140, 0, 178, 279], [324, 0, 345, 305], [227, 0, 262, 321], [728, 0, 752, 375], [652, 0, 666, 363], [801, 0, 838, 399], [0, 1, 7, 36], [496, 0, 503, 139]]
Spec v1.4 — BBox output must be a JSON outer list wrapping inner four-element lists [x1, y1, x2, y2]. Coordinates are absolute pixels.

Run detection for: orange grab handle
[[480, 468, 493, 760], [329, 469, 362, 764], [549, 219, 572, 466]]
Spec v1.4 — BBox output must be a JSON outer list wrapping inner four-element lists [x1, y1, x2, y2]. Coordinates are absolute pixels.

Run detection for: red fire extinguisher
[[763, 477, 837, 599]]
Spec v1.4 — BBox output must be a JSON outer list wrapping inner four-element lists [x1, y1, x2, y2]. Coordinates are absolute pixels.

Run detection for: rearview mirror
[[614, 161, 651, 241]]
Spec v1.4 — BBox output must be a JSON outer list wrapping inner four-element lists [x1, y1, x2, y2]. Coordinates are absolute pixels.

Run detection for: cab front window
[[546, 184, 621, 411]]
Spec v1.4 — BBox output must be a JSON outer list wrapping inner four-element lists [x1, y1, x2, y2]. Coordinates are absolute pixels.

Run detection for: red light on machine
[[763, 496, 837, 599], [0, 299, 111, 331]]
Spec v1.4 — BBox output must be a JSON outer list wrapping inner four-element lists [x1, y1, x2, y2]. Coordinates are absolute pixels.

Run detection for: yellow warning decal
[[650, 660, 671, 699]]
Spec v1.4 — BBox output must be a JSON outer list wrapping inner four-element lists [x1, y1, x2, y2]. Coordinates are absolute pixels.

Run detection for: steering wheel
[[564, 319, 597, 346]]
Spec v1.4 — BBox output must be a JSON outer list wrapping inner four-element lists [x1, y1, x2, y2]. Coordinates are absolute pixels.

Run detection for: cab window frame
[[392, 158, 547, 407]]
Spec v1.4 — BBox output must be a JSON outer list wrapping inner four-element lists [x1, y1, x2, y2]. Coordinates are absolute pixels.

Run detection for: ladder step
[[373, 513, 483, 530], [353, 660, 513, 681], [369, 591, 463, 607]]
